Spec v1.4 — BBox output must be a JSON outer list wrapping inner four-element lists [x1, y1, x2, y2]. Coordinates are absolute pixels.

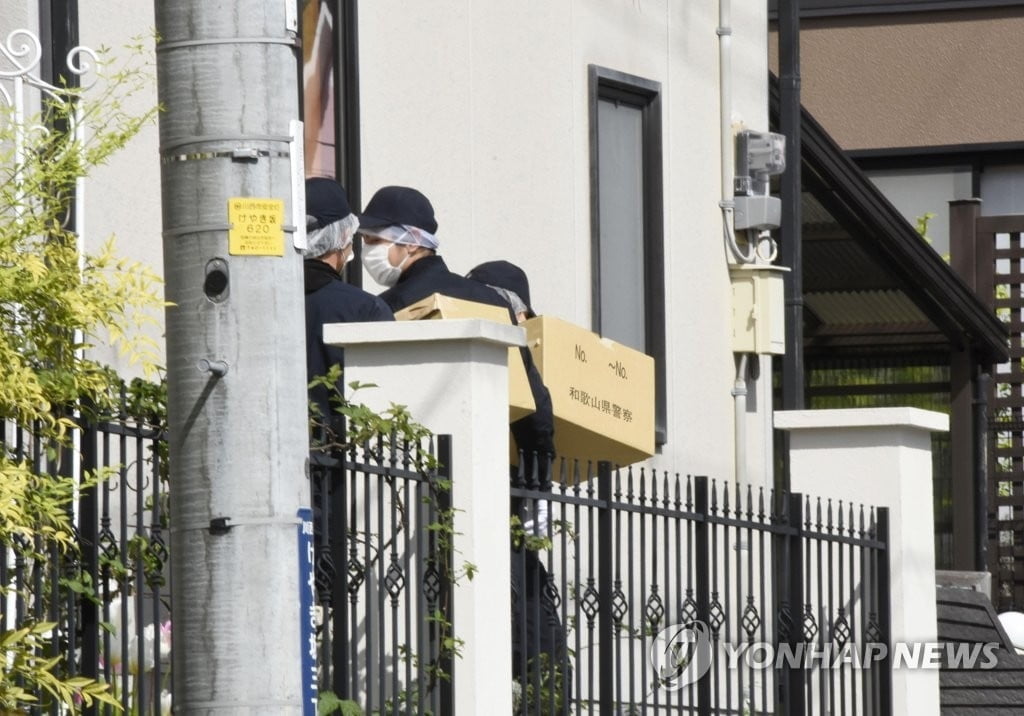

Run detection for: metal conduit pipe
[[733, 353, 750, 486], [720, 0, 753, 487], [719, 0, 755, 265], [778, 0, 804, 412]]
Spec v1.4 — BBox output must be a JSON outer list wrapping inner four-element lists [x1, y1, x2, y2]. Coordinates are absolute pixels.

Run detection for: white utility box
[[729, 264, 789, 355]]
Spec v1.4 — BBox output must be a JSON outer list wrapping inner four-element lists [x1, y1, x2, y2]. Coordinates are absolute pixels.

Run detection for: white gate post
[[776, 407, 948, 716], [325, 318, 521, 716]]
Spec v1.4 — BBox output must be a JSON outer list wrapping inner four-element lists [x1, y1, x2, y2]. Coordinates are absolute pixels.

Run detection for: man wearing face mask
[[357, 185, 554, 460], [303, 178, 393, 429], [360, 186, 560, 699], [357, 185, 504, 310], [358, 186, 554, 471]]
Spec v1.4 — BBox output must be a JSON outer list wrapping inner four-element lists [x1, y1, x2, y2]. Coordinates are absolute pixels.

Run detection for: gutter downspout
[[720, 0, 758, 488], [40, 0, 93, 701], [720, 0, 760, 489], [778, 0, 803, 492]]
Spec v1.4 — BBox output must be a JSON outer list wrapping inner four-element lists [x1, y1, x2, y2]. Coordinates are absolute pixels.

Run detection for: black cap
[[359, 186, 438, 234], [305, 178, 352, 229], [467, 260, 535, 317]]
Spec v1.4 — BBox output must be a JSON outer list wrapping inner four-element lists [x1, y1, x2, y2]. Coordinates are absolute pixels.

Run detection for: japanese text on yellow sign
[[228, 198, 285, 256]]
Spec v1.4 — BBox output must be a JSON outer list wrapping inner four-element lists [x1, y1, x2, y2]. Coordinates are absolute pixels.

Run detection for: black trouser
[[511, 546, 570, 714]]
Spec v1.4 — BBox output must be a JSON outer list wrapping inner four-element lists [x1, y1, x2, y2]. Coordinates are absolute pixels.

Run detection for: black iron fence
[[309, 434, 455, 714], [1, 402, 892, 715], [508, 461, 893, 716], [1, 400, 170, 716]]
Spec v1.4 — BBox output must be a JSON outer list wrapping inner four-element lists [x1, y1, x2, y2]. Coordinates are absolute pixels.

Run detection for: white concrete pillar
[[324, 318, 522, 716], [775, 407, 948, 716]]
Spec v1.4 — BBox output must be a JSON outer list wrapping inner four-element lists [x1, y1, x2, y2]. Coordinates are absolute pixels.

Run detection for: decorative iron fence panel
[[310, 435, 454, 714], [510, 460, 892, 716], [3, 404, 891, 715], [2, 404, 454, 716], [2, 399, 171, 716]]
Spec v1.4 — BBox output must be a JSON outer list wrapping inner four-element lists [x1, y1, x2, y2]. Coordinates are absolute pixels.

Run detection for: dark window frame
[[588, 65, 667, 446], [334, 0, 363, 287], [298, 1, 363, 286]]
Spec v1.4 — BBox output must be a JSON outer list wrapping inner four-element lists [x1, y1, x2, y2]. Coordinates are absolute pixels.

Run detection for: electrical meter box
[[729, 264, 789, 355]]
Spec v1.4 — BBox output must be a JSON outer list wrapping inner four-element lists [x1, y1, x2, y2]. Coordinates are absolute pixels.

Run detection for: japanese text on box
[[568, 385, 634, 423], [228, 198, 285, 256]]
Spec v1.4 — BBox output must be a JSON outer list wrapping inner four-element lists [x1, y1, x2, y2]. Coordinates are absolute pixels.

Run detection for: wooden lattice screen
[[984, 217, 1024, 611]]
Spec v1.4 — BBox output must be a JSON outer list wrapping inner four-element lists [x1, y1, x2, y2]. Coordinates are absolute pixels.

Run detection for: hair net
[[362, 223, 439, 250], [488, 285, 528, 316], [303, 213, 359, 258]]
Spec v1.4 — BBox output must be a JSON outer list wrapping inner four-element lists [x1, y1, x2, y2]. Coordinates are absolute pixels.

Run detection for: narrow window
[[301, 0, 362, 285], [301, 0, 338, 179], [590, 65, 666, 445]]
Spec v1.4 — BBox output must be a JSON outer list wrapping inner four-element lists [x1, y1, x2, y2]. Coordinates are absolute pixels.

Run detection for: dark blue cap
[[467, 260, 535, 317], [305, 178, 351, 229], [359, 186, 438, 235]]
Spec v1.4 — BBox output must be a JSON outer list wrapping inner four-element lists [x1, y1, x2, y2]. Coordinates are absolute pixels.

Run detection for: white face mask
[[362, 241, 405, 287]]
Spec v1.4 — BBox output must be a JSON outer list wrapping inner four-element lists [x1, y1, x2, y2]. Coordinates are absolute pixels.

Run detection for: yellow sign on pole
[[228, 198, 285, 256]]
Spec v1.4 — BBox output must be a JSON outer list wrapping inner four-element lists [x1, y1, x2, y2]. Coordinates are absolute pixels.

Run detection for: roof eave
[[769, 76, 1010, 366]]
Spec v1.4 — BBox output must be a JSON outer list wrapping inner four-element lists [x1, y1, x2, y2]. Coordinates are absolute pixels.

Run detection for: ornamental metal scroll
[[0, 28, 98, 234], [0, 27, 99, 113]]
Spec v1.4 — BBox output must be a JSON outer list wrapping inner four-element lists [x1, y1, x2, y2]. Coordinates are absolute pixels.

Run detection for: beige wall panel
[[358, 2, 473, 242], [655, 1, 737, 481], [770, 10, 1024, 150]]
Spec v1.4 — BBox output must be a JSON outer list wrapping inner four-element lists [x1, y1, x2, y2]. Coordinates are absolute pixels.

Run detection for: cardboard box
[[394, 293, 536, 421], [524, 315, 655, 470]]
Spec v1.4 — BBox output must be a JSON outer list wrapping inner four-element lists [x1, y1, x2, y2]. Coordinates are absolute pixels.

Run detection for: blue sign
[[298, 507, 317, 715]]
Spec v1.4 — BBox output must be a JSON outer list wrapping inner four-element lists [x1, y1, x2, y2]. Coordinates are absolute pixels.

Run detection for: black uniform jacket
[[304, 259, 394, 422], [379, 255, 555, 486]]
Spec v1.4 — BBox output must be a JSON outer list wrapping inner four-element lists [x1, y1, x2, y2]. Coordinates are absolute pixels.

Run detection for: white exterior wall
[[1, 1, 164, 375], [77, 0, 164, 375], [359, 0, 772, 484], [1, 0, 35, 35], [8, 0, 774, 482], [4, 1, 770, 487], [5, 0, 774, 483]]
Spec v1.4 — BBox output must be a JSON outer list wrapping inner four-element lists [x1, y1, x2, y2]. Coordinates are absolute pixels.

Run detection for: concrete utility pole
[[154, 3, 312, 713]]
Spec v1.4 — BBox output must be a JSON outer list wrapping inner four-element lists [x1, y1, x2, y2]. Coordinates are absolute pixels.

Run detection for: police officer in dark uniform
[[357, 185, 555, 467], [358, 186, 564, 706], [468, 260, 571, 710], [303, 178, 393, 430]]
